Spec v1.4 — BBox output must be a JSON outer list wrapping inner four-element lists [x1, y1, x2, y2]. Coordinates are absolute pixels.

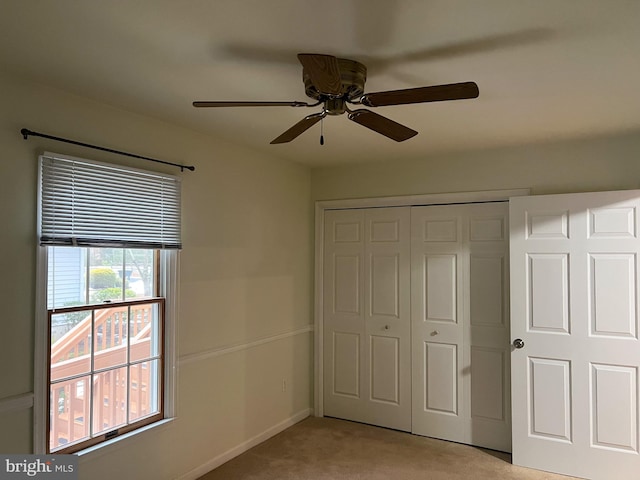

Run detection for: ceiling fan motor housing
[[303, 57, 367, 102]]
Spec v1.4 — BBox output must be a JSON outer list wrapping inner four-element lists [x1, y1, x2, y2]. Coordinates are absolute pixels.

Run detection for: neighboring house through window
[[35, 152, 181, 454]]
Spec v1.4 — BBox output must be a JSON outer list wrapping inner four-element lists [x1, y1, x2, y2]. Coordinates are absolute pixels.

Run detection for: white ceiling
[[1, 0, 639, 166]]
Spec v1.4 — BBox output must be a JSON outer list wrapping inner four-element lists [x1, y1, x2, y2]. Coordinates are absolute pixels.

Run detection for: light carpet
[[197, 416, 578, 480]]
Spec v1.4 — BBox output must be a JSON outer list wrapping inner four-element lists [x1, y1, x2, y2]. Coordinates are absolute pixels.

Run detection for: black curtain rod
[[21, 128, 195, 172]]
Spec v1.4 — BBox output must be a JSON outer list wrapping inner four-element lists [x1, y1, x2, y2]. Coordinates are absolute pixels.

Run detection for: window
[[48, 247, 163, 452], [35, 152, 181, 454]]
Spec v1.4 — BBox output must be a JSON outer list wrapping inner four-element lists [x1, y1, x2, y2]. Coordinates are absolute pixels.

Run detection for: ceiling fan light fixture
[[324, 98, 347, 116]]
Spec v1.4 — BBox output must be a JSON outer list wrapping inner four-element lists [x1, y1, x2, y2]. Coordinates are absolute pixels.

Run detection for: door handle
[[513, 338, 525, 349]]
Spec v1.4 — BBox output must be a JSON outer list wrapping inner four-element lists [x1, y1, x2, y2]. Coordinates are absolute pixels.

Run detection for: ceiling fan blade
[[193, 100, 311, 107], [348, 109, 417, 142], [361, 82, 479, 107], [270, 112, 325, 144], [297, 53, 342, 96]]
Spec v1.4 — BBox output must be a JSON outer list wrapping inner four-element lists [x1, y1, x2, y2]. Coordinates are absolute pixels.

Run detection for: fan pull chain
[[320, 117, 325, 145]]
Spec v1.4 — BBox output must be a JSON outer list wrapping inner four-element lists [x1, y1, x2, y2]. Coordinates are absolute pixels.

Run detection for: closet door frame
[[314, 189, 530, 416]]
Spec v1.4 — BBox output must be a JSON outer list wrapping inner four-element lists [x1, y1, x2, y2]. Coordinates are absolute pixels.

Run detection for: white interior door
[[510, 190, 640, 480], [323, 207, 411, 431], [411, 202, 511, 452]]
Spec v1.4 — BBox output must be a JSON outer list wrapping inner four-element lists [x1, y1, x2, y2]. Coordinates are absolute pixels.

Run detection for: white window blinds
[[39, 153, 182, 249]]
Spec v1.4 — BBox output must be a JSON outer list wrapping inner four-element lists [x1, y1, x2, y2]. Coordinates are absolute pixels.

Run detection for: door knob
[[384, 325, 390, 330], [513, 338, 525, 349]]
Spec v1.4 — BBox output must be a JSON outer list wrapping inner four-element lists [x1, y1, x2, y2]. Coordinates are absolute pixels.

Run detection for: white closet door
[[411, 202, 511, 452], [510, 191, 640, 480], [323, 207, 411, 431]]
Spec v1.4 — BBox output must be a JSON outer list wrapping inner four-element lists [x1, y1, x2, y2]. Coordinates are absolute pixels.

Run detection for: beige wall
[[311, 132, 640, 201], [0, 72, 312, 480]]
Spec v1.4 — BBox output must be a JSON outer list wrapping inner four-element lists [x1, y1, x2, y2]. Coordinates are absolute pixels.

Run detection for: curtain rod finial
[[21, 128, 30, 140]]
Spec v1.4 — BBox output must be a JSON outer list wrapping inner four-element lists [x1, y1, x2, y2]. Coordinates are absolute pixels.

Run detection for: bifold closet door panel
[[323, 207, 411, 431], [411, 202, 511, 452]]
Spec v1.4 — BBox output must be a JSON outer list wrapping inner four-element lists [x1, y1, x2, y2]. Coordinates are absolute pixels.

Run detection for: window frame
[[35, 247, 179, 455], [34, 152, 180, 455], [47, 296, 165, 454]]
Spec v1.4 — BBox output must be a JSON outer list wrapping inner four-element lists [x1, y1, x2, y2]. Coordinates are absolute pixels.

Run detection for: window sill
[[76, 417, 175, 462]]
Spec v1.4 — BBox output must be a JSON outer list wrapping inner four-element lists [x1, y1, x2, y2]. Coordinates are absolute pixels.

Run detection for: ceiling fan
[[193, 53, 479, 144]]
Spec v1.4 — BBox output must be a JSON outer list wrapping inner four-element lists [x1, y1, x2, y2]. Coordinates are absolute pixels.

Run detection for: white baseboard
[[175, 408, 312, 480]]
